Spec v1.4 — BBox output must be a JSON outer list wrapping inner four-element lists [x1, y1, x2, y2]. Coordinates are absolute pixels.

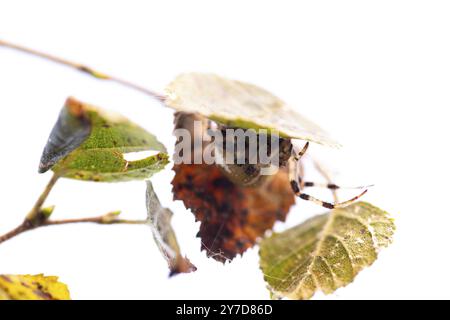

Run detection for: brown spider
[[175, 112, 368, 210], [211, 124, 368, 210]]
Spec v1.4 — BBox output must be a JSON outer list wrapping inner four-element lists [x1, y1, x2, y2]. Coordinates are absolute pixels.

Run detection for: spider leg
[[290, 179, 368, 209], [299, 177, 373, 190], [291, 142, 308, 189], [311, 157, 339, 202], [288, 158, 368, 209], [292, 141, 309, 161]]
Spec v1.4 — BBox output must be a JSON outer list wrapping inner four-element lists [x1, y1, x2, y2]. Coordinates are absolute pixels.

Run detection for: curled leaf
[[39, 97, 169, 182], [39, 99, 91, 173], [165, 73, 339, 147], [172, 163, 295, 263], [0, 274, 70, 300], [259, 202, 395, 300], [146, 181, 196, 276]]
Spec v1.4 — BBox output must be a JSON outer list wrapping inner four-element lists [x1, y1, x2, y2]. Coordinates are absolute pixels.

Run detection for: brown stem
[[0, 39, 166, 103], [0, 214, 147, 245], [43, 217, 147, 226], [0, 172, 147, 245], [0, 174, 59, 244], [0, 223, 32, 244], [26, 173, 59, 221]]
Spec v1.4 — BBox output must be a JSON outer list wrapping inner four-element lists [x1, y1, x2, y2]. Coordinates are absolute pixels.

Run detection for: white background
[[0, 1, 449, 300]]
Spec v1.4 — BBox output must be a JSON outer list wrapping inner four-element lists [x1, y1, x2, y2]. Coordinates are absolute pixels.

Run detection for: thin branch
[[26, 173, 59, 222], [43, 217, 148, 226], [0, 172, 147, 245], [0, 213, 147, 245], [0, 39, 166, 103], [0, 223, 31, 244], [0, 173, 59, 244]]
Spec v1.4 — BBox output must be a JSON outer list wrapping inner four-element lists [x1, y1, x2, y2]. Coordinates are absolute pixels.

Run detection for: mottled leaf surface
[[165, 73, 339, 147], [172, 163, 295, 263], [0, 274, 70, 300], [40, 97, 169, 182], [259, 202, 395, 299], [146, 181, 196, 276]]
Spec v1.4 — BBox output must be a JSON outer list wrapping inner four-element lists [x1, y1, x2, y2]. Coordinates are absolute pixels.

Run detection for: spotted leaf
[[39, 97, 169, 182], [259, 202, 395, 299], [172, 163, 295, 263]]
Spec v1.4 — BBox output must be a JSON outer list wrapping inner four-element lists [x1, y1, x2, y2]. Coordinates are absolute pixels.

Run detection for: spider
[[175, 112, 368, 210], [220, 137, 368, 209]]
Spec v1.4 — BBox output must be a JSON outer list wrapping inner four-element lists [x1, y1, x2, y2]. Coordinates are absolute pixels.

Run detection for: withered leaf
[[259, 202, 395, 300], [0, 274, 70, 300], [165, 73, 340, 147], [39, 97, 169, 182], [172, 163, 295, 263], [146, 181, 196, 276]]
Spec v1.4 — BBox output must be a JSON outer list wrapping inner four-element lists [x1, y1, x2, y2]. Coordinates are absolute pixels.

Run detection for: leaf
[[146, 181, 196, 276], [0, 274, 70, 300], [165, 73, 340, 147], [259, 202, 395, 300], [172, 163, 295, 263], [39, 97, 169, 182]]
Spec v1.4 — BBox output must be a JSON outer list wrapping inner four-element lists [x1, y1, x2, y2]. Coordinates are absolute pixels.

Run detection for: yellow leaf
[[0, 274, 71, 300]]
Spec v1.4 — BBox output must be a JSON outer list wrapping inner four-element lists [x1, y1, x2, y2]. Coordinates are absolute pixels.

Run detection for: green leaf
[[0, 274, 70, 300], [164, 73, 340, 147], [146, 181, 196, 276], [39, 97, 169, 182], [259, 202, 395, 300]]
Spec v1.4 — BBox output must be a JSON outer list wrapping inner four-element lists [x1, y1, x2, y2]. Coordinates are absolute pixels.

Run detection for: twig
[[0, 173, 147, 245], [0, 214, 147, 245], [44, 217, 147, 226], [26, 173, 59, 221], [0, 39, 166, 103], [0, 224, 31, 245]]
